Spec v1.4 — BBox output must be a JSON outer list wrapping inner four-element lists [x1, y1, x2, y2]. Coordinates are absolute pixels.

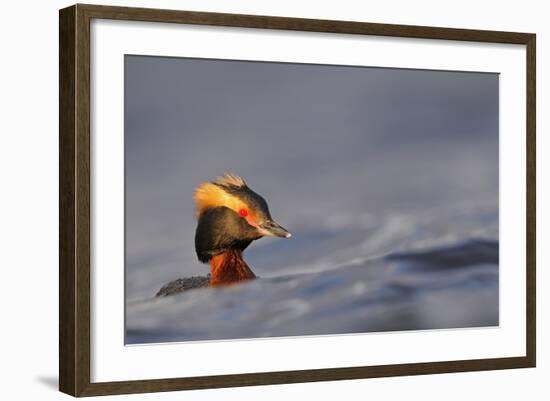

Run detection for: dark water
[[126, 205, 498, 344]]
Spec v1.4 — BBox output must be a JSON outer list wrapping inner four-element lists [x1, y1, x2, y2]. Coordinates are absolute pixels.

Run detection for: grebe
[[156, 173, 290, 296], [194, 173, 291, 286]]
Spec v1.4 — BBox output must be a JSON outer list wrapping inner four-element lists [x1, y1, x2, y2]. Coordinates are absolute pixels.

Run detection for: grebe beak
[[259, 220, 292, 238]]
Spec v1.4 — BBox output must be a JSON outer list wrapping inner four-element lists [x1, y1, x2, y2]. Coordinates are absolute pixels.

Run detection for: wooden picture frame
[[59, 3, 536, 397]]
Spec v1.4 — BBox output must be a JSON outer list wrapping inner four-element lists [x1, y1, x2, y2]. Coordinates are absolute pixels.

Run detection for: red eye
[[239, 209, 248, 217]]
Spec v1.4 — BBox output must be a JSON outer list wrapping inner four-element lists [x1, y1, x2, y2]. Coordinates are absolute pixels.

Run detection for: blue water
[[125, 204, 498, 344]]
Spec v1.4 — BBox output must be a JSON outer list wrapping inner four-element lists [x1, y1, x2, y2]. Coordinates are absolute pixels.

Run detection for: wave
[[126, 236, 499, 344]]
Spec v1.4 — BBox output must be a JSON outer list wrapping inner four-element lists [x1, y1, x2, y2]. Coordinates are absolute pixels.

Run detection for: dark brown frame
[[59, 3, 536, 397]]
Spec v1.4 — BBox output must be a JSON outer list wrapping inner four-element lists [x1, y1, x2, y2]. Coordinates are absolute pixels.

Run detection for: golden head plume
[[193, 173, 248, 216]]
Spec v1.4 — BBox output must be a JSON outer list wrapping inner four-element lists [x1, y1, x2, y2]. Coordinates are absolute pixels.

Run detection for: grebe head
[[193, 173, 291, 263]]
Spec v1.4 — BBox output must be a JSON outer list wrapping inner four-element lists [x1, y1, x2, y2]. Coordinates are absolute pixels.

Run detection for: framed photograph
[[59, 4, 536, 397]]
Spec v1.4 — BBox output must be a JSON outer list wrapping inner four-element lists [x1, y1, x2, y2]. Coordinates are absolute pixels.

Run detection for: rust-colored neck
[[209, 250, 256, 287]]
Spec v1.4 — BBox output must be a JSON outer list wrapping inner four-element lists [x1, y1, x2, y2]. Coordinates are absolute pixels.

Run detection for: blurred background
[[124, 55, 498, 343]]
